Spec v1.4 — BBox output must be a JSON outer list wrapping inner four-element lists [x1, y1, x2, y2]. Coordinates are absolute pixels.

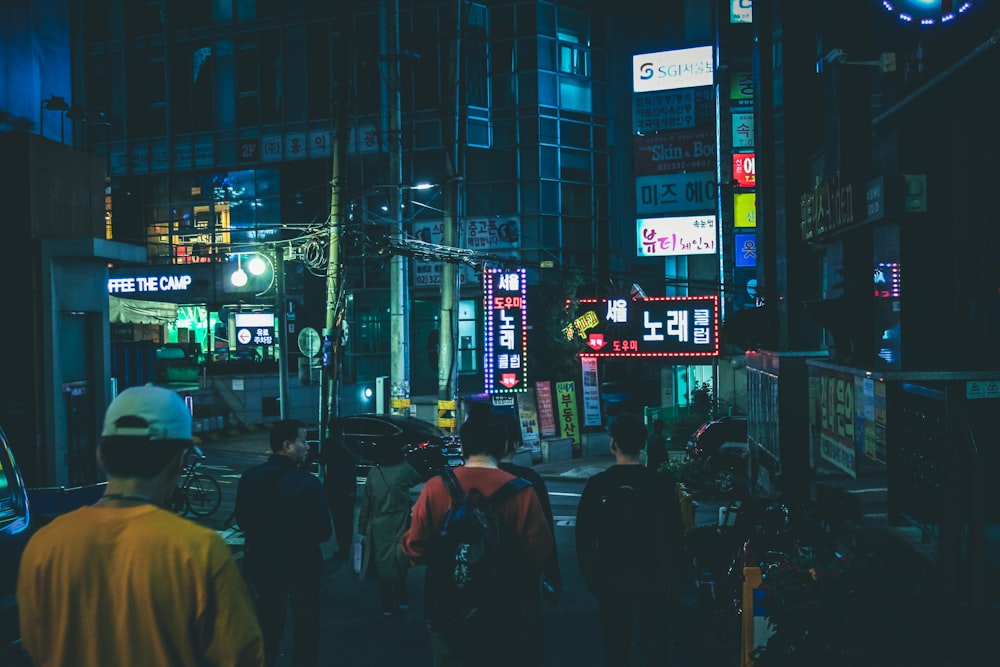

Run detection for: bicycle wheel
[[184, 473, 222, 517]]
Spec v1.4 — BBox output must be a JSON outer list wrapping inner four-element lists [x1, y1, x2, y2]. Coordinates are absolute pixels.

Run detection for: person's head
[[270, 419, 309, 464], [651, 418, 666, 434], [464, 397, 493, 425], [459, 414, 507, 461], [499, 414, 523, 460], [97, 385, 193, 495], [608, 413, 646, 459]]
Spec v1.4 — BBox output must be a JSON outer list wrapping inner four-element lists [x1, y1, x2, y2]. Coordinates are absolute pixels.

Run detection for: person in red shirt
[[401, 415, 553, 667]]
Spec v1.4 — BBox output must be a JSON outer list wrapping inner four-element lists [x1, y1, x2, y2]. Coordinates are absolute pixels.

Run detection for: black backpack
[[425, 469, 531, 629], [590, 478, 661, 594]]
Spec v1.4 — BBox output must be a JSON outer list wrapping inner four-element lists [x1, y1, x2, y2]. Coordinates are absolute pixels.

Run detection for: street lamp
[[40, 95, 70, 144]]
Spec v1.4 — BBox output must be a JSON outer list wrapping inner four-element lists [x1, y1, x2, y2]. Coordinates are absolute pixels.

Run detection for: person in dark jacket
[[321, 424, 359, 560], [575, 413, 685, 667], [496, 414, 561, 667], [236, 419, 333, 667], [645, 418, 668, 471]]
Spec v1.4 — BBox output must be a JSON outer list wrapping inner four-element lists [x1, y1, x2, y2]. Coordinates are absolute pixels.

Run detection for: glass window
[[537, 37, 556, 71], [559, 77, 591, 113], [557, 37, 589, 77], [458, 299, 478, 373], [539, 145, 558, 179], [466, 3, 490, 109], [561, 149, 591, 182], [560, 120, 589, 149], [307, 24, 331, 118], [540, 180, 559, 213], [259, 30, 280, 124], [538, 71, 557, 107]]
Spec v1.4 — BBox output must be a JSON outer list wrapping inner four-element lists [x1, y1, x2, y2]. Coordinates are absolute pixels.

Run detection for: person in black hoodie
[[496, 414, 562, 667], [575, 413, 685, 667], [236, 419, 333, 667]]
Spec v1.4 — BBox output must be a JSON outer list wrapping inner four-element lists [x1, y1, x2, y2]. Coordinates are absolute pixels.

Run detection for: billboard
[[633, 89, 695, 132], [483, 268, 528, 393], [733, 152, 756, 187], [732, 112, 754, 148], [636, 172, 717, 216], [637, 215, 717, 257], [735, 233, 757, 267], [633, 46, 714, 93], [569, 296, 719, 358], [734, 192, 757, 227], [634, 130, 715, 176]]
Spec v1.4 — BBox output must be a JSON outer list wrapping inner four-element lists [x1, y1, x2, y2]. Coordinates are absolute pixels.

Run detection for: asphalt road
[[188, 448, 728, 667]]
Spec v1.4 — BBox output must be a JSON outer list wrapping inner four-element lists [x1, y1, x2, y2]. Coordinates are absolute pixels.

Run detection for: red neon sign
[[733, 153, 756, 187]]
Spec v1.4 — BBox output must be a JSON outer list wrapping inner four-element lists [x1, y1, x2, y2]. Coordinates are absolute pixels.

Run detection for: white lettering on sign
[[108, 275, 192, 294], [633, 46, 714, 93], [666, 310, 689, 342], [606, 299, 628, 323]]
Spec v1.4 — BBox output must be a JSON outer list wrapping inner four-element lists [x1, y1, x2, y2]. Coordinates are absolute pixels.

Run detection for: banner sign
[[813, 368, 859, 477], [634, 130, 715, 176], [633, 89, 695, 133], [731, 0, 752, 23], [535, 381, 558, 437], [734, 192, 757, 227], [517, 388, 542, 450], [554, 380, 581, 446], [234, 312, 275, 348], [636, 172, 717, 216], [581, 356, 602, 427], [733, 152, 756, 187], [633, 46, 714, 93], [637, 215, 717, 257], [413, 217, 519, 287], [730, 71, 755, 102], [484, 268, 528, 393], [734, 233, 757, 267], [732, 113, 754, 148], [570, 296, 719, 358]]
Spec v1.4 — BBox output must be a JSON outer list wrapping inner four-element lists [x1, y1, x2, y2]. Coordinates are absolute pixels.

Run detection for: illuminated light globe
[[248, 255, 267, 275], [879, 0, 975, 25], [231, 267, 248, 287]]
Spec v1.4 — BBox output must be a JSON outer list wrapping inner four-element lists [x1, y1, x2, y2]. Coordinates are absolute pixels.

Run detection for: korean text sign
[[637, 215, 717, 257], [570, 296, 719, 358], [484, 268, 528, 393], [554, 380, 581, 446]]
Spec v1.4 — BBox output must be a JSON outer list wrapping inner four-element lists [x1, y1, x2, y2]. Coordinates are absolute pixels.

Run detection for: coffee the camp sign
[[800, 173, 857, 240]]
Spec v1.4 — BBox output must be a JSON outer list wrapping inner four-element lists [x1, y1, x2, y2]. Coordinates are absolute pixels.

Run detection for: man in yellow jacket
[[16, 385, 265, 667]]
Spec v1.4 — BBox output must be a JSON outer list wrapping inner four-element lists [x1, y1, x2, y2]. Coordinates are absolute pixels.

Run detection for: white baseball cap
[[101, 384, 193, 442]]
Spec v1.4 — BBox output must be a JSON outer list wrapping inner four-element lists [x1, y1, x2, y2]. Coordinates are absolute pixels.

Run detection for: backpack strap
[[488, 476, 532, 508], [440, 468, 466, 505], [440, 469, 531, 508]]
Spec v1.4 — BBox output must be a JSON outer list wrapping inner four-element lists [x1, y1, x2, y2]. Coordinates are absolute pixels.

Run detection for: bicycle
[[167, 446, 222, 518]]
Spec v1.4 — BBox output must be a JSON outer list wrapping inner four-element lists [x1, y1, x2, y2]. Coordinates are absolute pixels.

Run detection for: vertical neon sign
[[483, 267, 528, 393]]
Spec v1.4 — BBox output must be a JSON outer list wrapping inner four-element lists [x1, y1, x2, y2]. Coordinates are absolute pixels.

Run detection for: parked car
[[0, 426, 32, 662], [328, 414, 464, 480], [686, 416, 750, 497]]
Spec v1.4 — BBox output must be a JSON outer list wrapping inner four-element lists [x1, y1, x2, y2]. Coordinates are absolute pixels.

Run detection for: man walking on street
[[576, 413, 685, 667], [237, 419, 332, 667], [402, 415, 553, 667], [496, 414, 562, 667], [17, 384, 265, 667]]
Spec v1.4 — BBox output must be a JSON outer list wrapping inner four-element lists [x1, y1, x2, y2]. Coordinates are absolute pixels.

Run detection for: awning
[[109, 296, 179, 324]]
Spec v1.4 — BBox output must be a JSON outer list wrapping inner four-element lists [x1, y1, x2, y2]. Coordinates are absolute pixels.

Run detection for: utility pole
[[386, 0, 410, 416], [322, 0, 351, 440], [437, 0, 463, 429], [275, 246, 288, 419]]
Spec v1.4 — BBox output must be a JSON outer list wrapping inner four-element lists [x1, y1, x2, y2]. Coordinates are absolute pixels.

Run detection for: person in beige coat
[[357, 446, 422, 616]]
